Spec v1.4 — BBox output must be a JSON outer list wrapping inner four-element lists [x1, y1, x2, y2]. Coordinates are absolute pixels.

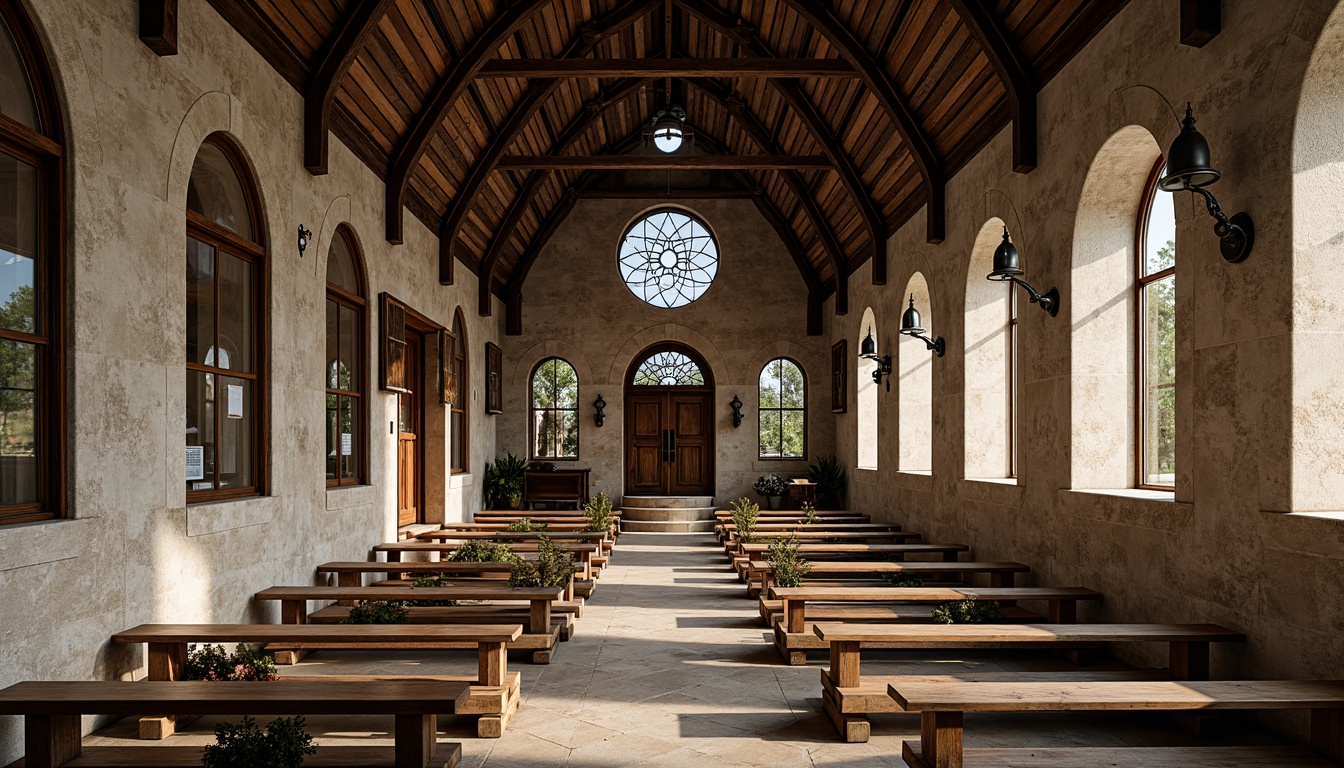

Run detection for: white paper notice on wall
[[341, 433, 352, 456], [227, 384, 244, 419], [185, 446, 204, 481]]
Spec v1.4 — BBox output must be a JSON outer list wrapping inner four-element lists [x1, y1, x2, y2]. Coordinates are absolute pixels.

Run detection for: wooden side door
[[625, 393, 666, 495], [397, 332, 422, 526], [668, 392, 714, 495]]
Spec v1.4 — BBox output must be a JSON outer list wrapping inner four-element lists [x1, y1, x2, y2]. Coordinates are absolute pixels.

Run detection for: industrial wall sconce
[[730, 394, 744, 428], [1158, 103, 1254, 263], [987, 228, 1059, 317], [859, 328, 893, 391], [593, 393, 607, 427], [899, 295, 945, 357], [297, 224, 313, 257]]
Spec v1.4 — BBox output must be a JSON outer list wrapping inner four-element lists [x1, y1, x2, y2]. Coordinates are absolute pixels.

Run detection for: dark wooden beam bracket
[[945, 0, 1038, 173], [139, 0, 178, 56], [304, 0, 394, 175], [1180, 0, 1221, 47]]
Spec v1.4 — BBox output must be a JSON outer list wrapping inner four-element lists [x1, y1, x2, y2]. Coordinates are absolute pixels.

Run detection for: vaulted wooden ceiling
[[188, 0, 1129, 333]]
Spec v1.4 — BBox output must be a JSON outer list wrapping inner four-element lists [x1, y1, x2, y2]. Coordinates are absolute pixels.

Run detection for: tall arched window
[[0, 3, 63, 524], [530, 358, 578, 459], [1137, 159, 1175, 489], [898, 273, 934, 472], [856, 307, 878, 470], [759, 358, 805, 459], [185, 136, 266, 501], [964, 219, 1016, 479], [326, 226, 365, 487], [449, 310, 468, 473]]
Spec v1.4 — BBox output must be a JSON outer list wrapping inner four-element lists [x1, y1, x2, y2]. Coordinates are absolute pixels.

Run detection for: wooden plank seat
[[714, 509, 867, 520], [0, 680, 466, 768], [747, 560, 1031, 599], [365, 576, 584, 615], [434, 522, 592, 532], [373, 542, 600, 580], [733, 543, 971, 579], [256, 586, 565, 664], [888, 679, 1344, 768], [306, 604, 576, 642], [772, 587, 1103, 665], [110, 624, 519, 740], [415, 530, 611, 551], [716, 522, 902, 543], [814, 622, 1247, 742], [726, 531, 922, 555]]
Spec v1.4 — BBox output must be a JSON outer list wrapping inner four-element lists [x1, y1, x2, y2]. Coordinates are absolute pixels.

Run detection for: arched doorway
[[624, 343, 715, 496]]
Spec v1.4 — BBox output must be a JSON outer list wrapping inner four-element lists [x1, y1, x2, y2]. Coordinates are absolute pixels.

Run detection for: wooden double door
[[625, 390, 715, 496]]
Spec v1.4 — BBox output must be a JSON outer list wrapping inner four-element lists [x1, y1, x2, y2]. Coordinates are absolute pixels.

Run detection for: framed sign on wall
[[485, 341, 503, 414]]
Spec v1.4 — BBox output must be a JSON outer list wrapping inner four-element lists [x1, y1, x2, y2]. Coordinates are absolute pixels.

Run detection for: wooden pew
[[813, 622, 1246, 742], [726, 531, 921, 556], [771, 587, 1103, 664], [716, 522, 901, 543], [889, 679, 1344, 768], [374, 540, 600, 583], [256, 585, 565, 664], [714, 509, 867, 520], [734, 543, 971, 579], [747, 559, 1031, 599], [111, 623, 521, 740], [0, 679, 466, 768], [316, 561, 584, 621]]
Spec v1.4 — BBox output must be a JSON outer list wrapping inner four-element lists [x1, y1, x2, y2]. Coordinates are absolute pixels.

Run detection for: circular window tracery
[[618, 209, 718, 308], [632, 351, 705, 387]]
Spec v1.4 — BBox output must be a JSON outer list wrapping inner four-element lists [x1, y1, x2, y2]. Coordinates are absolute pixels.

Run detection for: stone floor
[[89, 532, 1284, 766]]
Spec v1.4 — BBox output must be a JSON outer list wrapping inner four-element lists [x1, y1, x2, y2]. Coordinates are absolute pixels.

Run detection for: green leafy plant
[[485, 452, 529, 508], [507, 517, 546, 532], [344, 600, 409, 624], [407, 575, 460, 607], [202, 715, 316, 768], [509, 536, 575, 589], [753, 473, 787, 497], [884, 572, 925, 588], [804, 455, 847, 509], [583, 491, 615, 533], [931, 599, 1005, 624], [184, 644, 278, 682], [766, 534, 812, 588], [729, 497, 759, 544], [801, 502, 821, 525], [449, 540, 524, 564]]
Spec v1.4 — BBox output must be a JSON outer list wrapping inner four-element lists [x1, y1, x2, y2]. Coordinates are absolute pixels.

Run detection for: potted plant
[[202, 715, 316, 768], [583, 491, 615, 534], [485, 453, 528, 509], [931, 599, 1006, 624], [342, 600, 409, 624], [753, 473, 787, 509], [729, 497, 759, 543], [509, 537, 575, 589], [184, 644, 279, 682], [766, 534, 812, 588], [804, 455, 847, 509]]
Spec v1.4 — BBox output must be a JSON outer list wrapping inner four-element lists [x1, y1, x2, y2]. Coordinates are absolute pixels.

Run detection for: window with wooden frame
[[759, 358, 806, 460], [325, 225, 365, 487], [185, 136, 267, 503], [530, 357, 578, 460], [1007, 283, 1019, 479], [450, 310, 468, 473], [0, 3, 64, 525], [1137, 158, 1176, 490]]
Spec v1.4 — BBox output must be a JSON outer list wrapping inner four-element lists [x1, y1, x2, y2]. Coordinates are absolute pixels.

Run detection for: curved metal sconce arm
[[1190, 186, 1254, 264], [904, 332, 945, 357], [999, 276, 1060, 317]]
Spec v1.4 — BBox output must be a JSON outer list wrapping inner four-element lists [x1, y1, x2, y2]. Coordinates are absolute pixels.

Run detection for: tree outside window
[[759, 358, 805, 459], [531, 358, 578, 459]]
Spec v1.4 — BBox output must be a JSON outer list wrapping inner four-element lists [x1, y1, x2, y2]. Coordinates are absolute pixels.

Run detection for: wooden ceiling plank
[[304, 0, 396, 175], [494, 154, 832, 170], [475, 57, 857, 78], [945, 0, 1037, 172]]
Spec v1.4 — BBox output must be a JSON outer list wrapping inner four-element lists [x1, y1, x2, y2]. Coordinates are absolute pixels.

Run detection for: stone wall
[[0, 0, 498, 758], [496, 199, 834, 505]]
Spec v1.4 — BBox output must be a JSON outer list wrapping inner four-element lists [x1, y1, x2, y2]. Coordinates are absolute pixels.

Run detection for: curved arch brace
[[304, 0, 394, 175], [945, 0, 1037, 173]]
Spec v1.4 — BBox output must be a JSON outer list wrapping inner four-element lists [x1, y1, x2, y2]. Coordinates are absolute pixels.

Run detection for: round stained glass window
[[618, 209, 718, 308]]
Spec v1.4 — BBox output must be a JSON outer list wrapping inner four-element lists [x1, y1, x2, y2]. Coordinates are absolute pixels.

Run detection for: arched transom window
[[759, 358, 806, 459], [326, 226, 365, 486], [530, 358, 578, 459], [618, 209, 718, 308], [632, 350, 705, 386]]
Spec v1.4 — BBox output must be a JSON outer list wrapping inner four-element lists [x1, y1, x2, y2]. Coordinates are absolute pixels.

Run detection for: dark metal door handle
[[668, 429, 677, 463]]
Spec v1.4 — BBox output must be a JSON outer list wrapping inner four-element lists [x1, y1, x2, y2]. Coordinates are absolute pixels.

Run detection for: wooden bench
[[716, 522, 901, 543], [734, 543, 971, 580], [813, 622, 1247, 742], [771, 587, 1103, 664], [726, 531, 921, 556], [256, 585, 565, 664], [373, 541, 600, 581], [889, 679, 1344, 768], [714, 509, 866, 520], [0, 679, 466, 768], [111, 623, 522, 739], [747, 559, 1031, 599], [416, 530, 612, 553]]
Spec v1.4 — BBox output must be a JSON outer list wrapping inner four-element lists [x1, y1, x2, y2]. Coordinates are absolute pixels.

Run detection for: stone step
[[620, 496, 715, 509], [620, 519, 717, 534], [618, 506, 717, 523]]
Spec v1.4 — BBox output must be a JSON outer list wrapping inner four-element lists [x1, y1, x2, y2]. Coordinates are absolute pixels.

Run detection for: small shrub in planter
[[344, 600, 409, 624], [883, 573, 924, 588], [449, 540, 523, 564], [804, 455, 847, 509], [729, 497, 759, 544], [766, 535, 812, 588], [930, 599, 1005, 624], [202, 715, 316, 768], [509, 537, 575, 589], [583, 491, 615, 533], [407, 575, 460, 607], [507, 517, 546, 532], [801, 502, 821, 525], [753, 473, 787, 499], [184, 644, 278, 682]]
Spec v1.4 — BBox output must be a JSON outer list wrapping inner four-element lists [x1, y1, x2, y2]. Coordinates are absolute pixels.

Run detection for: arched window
[[759, 358, 806, 459], [0, 3, 62, 524], [632, 350, 705, 386], [618, 208, 719, 308], [964, 219, 1016, 479], [530, 358, 578, 459], [898, 273, 933, 472], [185, 136, 266, 501], [856, 307, 878, 470], [1137, 159, 1175, 489], [449, 310, 468, 473], [326, 226, 365, 487]]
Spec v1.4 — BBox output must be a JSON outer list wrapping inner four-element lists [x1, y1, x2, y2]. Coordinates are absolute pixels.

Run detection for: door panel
[[625, 394, 666, 495], [397, 333, 422, 526], [625, 390, 714, 496], [668, 393, 713, 495]]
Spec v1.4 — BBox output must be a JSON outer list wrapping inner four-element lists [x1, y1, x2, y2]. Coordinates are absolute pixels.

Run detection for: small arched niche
[[898, 273, 933, 472], [964, 218, 1013, 479], [856, 307, 879, 470]]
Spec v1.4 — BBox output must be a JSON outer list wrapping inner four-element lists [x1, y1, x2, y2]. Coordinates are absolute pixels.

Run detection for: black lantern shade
[[1158, 105, 1221, 191], [857, 327, 891, 390], [899, 295, 945, 357], [989, 227, 1022, 280], [859, 328, 877, 358]]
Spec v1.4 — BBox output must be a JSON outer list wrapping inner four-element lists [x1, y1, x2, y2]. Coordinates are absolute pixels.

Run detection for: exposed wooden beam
[[678, 0, 888, 282], [495, 155, 832, 170], [577, 188, 754, 199], [945, 0, 1037, 173], [444, 2, 662, 290], [777, 0, 946, 244], [304, 0, 394, 175], [1180, 0, 1221, 47], [139, 0, 178, 56], [384, 0, 553, 245], [476, 57, 858, 78]]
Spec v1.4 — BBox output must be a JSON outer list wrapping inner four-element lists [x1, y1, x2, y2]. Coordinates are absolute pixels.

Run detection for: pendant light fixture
[[1158, 103, 1254, 263]]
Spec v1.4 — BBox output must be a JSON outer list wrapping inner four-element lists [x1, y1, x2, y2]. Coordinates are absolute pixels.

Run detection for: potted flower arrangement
[[484, 452, 528, 509], [753, 473, 787, 510]]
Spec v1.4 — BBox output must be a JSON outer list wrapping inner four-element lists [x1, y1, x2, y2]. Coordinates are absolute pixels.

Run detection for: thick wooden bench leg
[[25, 713, 81, 768], [1047, 598, 1077, 623], [822, 684, 870, 742], [281, 598, 308, 624], [785, 599, 806, 634], [914, 710, 963, 768], [478, 641, 507, 688], [1169, 641, 1219, 737], [989, 572, 1015, 588], [828, 641, 861, 688], [394, 713, 437, 768], [1311, 708, 1344, 761], [141, 641, 191, 739]]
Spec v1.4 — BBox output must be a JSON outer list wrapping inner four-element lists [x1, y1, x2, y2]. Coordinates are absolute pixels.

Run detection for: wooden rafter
[[777, 0, 947, 244], [1180, 0, 1221, 47], [494, 155, 832, 170], [476, 58, 857, 78], [303, 0, 394, 175], [676, 0, 887, 284], [383, 0, 553, 245], [139, 0, 178, 56], [945, 0, 1037, 173], [441, 1, 662, 288]]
